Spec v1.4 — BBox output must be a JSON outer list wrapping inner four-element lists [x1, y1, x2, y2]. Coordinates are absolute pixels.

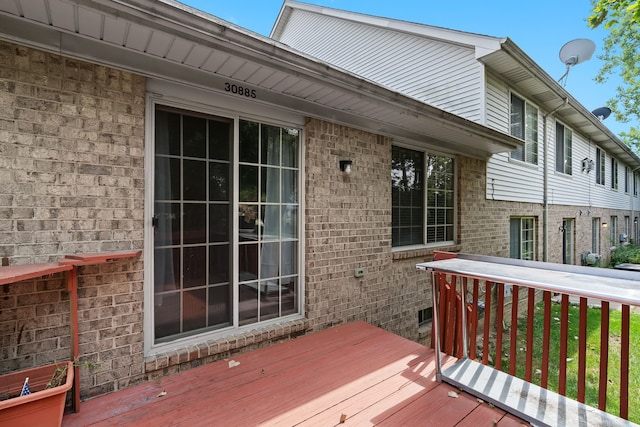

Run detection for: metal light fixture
[[339, 160, 353, 175]]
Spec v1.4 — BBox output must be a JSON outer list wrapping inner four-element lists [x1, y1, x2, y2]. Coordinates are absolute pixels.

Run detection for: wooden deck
[[62, 322, 528, 426]]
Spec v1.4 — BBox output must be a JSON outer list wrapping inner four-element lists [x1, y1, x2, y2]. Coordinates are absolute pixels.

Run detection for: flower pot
[[0, 361, 73, 427]]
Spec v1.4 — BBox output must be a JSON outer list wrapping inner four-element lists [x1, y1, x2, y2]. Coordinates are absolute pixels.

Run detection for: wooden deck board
[[63, 322, 530, 426]]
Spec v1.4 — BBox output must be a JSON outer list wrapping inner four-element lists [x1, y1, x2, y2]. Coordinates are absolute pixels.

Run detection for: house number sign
[[224, 82, 257, 99]]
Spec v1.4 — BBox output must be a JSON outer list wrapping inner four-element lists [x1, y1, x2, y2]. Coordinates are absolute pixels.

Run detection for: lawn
[[495, 301, 640, 423]]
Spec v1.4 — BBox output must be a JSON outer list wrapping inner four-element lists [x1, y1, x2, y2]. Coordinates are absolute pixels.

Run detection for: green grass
[[492, 302, 640, 423]]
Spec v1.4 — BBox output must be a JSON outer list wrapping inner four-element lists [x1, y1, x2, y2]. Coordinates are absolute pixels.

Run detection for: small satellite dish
[[591, 106, 612, 121], [557, 38, 596, 85]]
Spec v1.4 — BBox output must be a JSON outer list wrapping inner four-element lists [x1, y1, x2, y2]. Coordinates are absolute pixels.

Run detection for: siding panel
[[278, 10, 483, 122]]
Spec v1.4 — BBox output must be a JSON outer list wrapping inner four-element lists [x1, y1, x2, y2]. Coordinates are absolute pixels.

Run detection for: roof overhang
[[0, 0, 522, 160], [479, 39, 640, 167]]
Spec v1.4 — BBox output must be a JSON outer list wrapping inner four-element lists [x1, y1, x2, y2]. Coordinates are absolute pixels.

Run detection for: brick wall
[[304, 119, 434, 341], [0, 40, 145, 262], [0, 40, 145, 398], [459, 156, 624, 264]]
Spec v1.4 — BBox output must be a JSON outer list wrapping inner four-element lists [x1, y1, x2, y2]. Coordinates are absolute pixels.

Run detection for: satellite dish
[[559, 39, 596, 66], [591, 106, 612, 121], [557, 38, 596, 86]]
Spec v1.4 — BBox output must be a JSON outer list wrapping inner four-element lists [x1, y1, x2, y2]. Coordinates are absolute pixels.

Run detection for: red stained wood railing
[[495, 283, 504, 371], [541, 291, 551, 388], [578, 297, 588, 403], [621, 304, 630, 420], [559, 294, 569, 396], [509, 285, 519, 376], [482, 281, 492, 366], [426, 251, 636, 421], [599, 301, 610, 412], [525, 287, 535, 382]]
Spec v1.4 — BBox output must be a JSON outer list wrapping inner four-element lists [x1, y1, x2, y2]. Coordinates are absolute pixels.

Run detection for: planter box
[[0, 361, 73, 427]]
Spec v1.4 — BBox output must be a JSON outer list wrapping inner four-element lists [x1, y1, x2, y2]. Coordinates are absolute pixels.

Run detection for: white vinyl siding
[[277, 9, 484, 122], [485, 75, 509, 132]]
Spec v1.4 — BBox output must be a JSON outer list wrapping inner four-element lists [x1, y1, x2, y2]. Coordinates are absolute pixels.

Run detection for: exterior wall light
[[602, 222, 608, 228], [339, 160, 353, 175]]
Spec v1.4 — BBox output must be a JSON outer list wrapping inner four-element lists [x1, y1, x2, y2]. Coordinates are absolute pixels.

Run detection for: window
[[555, 122, 572, 174], [625, 216, 630, 242], [152, 106, 301, 346], [635, 171, 639, 197], [611, 158, 618, 190], [625, 166, 630, 193], [610, 216, 618, 245], [596, 148, 605, 185], [592, 218, 600, 253], [418, 307, 433, 326], [509, 217, 535, 260], [562, 218, 574, 264], [510, 93, 538, 164], [391, 146, 454, 247]]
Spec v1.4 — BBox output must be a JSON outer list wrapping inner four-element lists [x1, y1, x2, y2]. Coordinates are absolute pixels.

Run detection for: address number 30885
[[224, 82, 256, 99]]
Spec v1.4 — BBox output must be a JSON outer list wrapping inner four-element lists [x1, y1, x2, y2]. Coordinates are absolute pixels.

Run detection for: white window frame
[[391, 144, 456, 249], [143, 83, 305, 356], [509, 92, 539, 165], [555, 121, 572, 175], [596, 148, 606, 186], [510, 217, 536, 261]]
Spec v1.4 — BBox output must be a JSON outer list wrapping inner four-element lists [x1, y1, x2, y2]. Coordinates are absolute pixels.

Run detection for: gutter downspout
[[542, 98, 568, 262]]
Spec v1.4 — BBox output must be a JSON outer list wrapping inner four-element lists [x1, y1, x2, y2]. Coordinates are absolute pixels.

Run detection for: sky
[[180, 0, 629, 139]]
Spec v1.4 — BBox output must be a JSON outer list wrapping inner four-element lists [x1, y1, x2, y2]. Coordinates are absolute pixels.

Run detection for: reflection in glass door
[[237, 120, 299, 326]]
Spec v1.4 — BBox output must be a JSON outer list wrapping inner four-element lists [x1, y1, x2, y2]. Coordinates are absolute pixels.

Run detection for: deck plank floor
[[63, 321, 528, 426]]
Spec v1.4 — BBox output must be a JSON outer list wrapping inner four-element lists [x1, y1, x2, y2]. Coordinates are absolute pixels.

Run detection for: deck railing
[[417, 252, 640, 426]]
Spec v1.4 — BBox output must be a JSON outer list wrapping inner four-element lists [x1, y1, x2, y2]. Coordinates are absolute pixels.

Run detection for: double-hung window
[[152, 105, 301, 347], [611, 158, 619, 190], [596, 148, 605, 185], [555, 122, 572, 174], [391, 146, 454, 247], [510, 93, 538, 164]]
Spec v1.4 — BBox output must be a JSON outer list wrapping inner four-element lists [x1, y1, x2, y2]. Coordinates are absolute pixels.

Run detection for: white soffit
[[0, 0, 522, 159]]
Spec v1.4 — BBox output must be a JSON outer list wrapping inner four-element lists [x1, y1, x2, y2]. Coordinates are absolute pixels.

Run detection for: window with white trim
[[596, 148, 605, 185], [509, 217, 535, 260], [625, 166, 630, 193], [391, 146, 454, 247], [510, 93, 538, 164], [555, 122, 572, 175], [152, 105, 301, 345], [611, 158, 619, 190]]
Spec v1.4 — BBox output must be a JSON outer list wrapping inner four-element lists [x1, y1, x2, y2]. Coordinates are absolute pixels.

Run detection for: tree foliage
[[588, 0, 640, 153]]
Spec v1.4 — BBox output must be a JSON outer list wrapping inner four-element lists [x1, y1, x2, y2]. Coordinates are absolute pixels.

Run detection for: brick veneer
[[0, 40, 629, 401], [0, 40, 146, 398]]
